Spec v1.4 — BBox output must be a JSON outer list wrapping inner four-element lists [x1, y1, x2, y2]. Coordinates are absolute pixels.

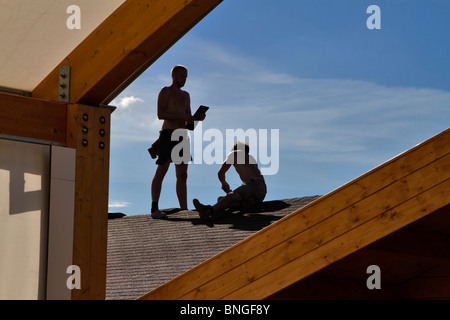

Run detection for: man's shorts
[[233, 177, 267, 205], [156, 129, 191, 165]]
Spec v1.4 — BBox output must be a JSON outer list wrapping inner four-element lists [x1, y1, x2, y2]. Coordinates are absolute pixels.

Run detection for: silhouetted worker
[[193, 142, 267, 220], [150, 65, 204, 219]]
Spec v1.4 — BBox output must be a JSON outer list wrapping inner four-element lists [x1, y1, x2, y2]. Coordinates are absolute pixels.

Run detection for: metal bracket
[[58, 65, 71, 102]]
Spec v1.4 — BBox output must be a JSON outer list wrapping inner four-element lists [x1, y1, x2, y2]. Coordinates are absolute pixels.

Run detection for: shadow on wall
[[0, 138, 50, 215], [0, 138, 50, 300]]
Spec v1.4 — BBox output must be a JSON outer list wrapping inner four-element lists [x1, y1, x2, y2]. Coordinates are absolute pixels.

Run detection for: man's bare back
[[227, 150, 264, 182], [218, 148, 264, 194]]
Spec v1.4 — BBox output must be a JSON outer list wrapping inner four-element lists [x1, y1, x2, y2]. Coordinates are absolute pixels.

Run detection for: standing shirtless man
[[150, 65, 203, 219]]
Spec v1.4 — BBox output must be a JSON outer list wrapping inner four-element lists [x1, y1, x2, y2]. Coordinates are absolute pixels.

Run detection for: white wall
[[0, 139, 50, 299], [0, 139, 76, 300], [46, 146, 76, 300]]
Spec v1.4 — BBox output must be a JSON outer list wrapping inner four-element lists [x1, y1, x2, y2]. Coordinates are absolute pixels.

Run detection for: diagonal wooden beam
[[32, 0, 223, 105]]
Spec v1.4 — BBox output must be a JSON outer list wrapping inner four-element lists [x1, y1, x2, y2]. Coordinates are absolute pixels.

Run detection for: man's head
[[171, 65, 188, 88], [233, 141, 250, 154]]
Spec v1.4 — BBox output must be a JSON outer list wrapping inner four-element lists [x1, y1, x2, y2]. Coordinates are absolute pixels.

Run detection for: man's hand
[[185, 114, 196, 128], [221, 182, 231, 194], [185, 114, 196, 122], [197, 113, 206, 121]]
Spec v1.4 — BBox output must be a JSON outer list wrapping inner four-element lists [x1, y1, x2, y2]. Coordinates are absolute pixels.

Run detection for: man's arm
[[184, 92, 195, 127], [218, 161, 232, 193], [185, 92, 192, 117]]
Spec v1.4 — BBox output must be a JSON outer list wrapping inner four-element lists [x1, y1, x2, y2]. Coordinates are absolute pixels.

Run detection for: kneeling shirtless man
[[193, 142, 267, 220]]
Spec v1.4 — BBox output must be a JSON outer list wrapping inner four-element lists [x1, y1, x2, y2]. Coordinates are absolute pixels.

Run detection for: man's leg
[[151, 162, 170, 218], [175, 163, 188, 209], [193, 191, 243, 220], [217, 194, 241, 209], [212, 191, 242, 213]]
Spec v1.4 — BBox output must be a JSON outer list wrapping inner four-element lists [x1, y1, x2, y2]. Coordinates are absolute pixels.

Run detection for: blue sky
[[108, 0, 450, 215]]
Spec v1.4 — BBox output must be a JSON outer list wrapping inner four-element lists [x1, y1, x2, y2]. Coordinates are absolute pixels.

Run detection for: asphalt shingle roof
[[106, 196, 321, 300]]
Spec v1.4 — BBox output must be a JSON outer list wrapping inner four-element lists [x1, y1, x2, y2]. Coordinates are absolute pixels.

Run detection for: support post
[[66, 104, 113, 299]]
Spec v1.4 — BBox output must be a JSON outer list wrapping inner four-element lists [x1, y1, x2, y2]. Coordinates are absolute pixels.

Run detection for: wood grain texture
[[68, 104, 112, 299], [0, 92, 67, 143]]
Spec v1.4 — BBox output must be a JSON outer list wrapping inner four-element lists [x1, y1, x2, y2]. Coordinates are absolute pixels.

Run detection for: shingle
[[106, 196, 320, 300]]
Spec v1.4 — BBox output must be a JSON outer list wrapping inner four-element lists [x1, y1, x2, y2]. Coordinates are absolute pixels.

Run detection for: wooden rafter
[[32, 0, 223, 105]]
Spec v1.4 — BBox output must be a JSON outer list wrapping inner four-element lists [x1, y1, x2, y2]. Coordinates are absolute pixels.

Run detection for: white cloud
[[114, 96, 144, 109], [110, 91, 161, 142], [108, 201, 131, 208]]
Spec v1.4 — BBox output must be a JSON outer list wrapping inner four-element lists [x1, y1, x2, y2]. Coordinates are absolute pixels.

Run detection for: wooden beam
[[0, 92, 67, 144], [66, 104, 113, 299], [32, 0, 223, 105], [406, 203, 450, 235]]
